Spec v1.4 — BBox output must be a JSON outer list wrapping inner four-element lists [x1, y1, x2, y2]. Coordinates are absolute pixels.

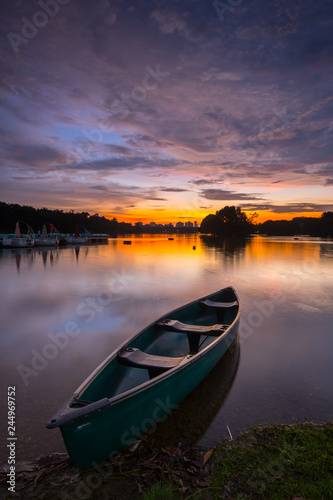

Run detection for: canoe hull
[[61, 323, 238, 469], [47, 287, 240, 469]]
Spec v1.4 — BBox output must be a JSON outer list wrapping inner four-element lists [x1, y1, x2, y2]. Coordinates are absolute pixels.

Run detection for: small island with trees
[[201, 206, 332, 238]]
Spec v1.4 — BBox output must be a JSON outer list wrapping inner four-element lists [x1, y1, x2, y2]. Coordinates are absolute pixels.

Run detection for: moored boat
[[2, 222, 35, 248], [34, 224, 59, 247], [46, 286, 240, 469], [66, 225, 88, 244]]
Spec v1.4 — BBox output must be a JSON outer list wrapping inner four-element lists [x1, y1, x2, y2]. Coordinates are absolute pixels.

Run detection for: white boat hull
[[34, 238, 59, 247], [2, 238, 34, 248]]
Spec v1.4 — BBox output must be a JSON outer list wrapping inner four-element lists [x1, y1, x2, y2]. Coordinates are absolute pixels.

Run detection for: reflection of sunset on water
[[0, 235, 332, 463], [245, 236, 321, 262], [110, 234, 204, 255]]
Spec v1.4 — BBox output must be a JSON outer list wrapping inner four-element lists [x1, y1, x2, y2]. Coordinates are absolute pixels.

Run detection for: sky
[[1, 0, 333, 224]]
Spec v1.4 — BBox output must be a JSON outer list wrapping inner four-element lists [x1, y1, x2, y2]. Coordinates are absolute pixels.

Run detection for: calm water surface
[[0, 234, 332, 463]]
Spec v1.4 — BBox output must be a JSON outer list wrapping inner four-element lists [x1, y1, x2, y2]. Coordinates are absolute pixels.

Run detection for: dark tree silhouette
[[321, 212, 333, 237], [258, 212, 333, 237], [201, 206, 252, 236]]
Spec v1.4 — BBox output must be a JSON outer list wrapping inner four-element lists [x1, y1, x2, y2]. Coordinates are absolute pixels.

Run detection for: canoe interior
[[74, 287, 238, 405]]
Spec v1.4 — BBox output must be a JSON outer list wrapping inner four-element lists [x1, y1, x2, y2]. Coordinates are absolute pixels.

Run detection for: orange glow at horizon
[[100, 209, 323, 226]]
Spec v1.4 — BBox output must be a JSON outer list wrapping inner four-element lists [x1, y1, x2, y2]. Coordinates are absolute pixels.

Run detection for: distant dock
[[87, 234, 109, 243], [0, 233, 109, 247]]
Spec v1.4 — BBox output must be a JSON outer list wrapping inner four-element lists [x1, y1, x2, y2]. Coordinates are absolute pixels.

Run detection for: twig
[[226, 425, 233, 441]]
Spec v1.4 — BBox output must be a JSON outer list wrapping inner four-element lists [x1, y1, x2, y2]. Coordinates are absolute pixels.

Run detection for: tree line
[[200, 206, 333, 237], [0, 202, 132, 235], [1, 202, 332, 237], [0, 202, 196, 235], [258, 213, 333, 237]]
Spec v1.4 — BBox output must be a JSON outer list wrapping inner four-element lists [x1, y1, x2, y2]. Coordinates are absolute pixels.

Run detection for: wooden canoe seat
[[200, 299, 238, 309], [200, 299, 238, 323], [118, 347, 184, 379], [156, 319, 228, 354], [156, 319, 227, 335]]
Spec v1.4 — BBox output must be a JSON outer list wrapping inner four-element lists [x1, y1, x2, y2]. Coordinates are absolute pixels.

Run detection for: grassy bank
[[1, 423, 332, 499], [209, 422, 333, 500]]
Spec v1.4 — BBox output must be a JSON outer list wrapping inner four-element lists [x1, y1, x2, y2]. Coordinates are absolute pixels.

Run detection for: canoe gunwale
[[46, 286, 240, 429]]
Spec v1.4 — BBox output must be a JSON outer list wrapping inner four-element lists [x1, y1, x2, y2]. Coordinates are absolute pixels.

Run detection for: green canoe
[[46, 286, 240, 469]]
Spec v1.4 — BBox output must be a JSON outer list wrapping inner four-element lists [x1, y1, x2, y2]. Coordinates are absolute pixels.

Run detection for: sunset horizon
[[94, 208, 325, 226], [0, 199, 326, 227]]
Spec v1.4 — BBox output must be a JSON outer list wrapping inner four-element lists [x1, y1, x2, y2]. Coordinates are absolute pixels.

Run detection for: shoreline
[[1, 421, 332, 499]]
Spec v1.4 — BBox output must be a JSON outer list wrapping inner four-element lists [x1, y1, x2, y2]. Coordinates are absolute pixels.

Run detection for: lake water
[[0, 234, 332, 463]]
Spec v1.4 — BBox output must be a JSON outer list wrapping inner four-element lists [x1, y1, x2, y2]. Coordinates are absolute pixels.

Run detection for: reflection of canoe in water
[[46, 286, 240, 469], [147, 335, 240, 448]]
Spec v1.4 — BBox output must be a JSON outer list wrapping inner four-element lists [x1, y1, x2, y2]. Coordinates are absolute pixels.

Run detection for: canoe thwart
[[156, 319, 229, 354], [200, 299, 238, 309], [200, 299, 238, 322], [156, 319, 228, 336], [118, 347, 184, 379]]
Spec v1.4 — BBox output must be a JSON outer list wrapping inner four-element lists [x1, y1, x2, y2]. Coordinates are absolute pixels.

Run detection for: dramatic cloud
[[242, 202, 333, 213], [201, 189, 264, 202], [0, 0, 332, 222], [160, 187, 188, 192]]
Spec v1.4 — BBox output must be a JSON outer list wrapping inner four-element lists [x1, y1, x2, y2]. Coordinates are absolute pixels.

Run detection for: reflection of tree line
[[200, 235, 247, 257], [320, 244, 333, 259], [146, 336, 240, 447]]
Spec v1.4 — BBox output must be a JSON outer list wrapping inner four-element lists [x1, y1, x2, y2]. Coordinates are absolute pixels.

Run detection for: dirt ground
[[0, 440, 215, 499]]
